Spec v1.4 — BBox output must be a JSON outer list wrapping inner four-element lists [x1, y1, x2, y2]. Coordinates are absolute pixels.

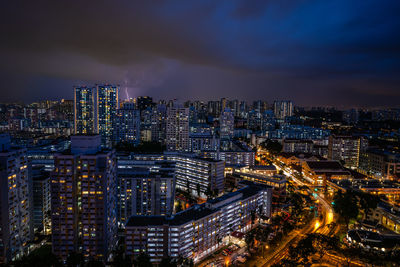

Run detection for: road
[[261, 218, 317, 266], [258, 163, 335, 266]]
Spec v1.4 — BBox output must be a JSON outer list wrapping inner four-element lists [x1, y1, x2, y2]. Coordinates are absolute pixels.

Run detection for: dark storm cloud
[[0, 0, 399, 106]]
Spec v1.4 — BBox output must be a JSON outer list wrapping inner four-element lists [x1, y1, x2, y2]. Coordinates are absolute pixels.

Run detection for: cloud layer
[[0, 0, 399, 107]]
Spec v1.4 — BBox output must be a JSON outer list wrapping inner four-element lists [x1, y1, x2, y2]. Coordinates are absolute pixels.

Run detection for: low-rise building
[[229, 166, 286, 197], [302, 160, 351, 186], [276, 152, 324, 166]]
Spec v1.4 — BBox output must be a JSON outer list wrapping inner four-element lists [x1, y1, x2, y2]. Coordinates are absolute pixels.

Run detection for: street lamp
[[225, 258, 230, 266], [262, 244, 269, 259], [314, 220, 320, 230]]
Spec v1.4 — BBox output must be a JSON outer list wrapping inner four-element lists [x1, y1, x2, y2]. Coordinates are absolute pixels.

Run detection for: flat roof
[[126, 182, 271, 227]]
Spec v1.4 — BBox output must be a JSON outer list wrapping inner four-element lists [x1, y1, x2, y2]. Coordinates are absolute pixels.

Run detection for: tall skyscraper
[[97, 85, 119, 147], [166, 102, 189, 152], [273, 100, 293, 120], [220, 108, 234, 139], [51, 135, 117, 261], [0, 134, 33, 263], [113, 101, 141, 146], [74, 86, 96, 134]]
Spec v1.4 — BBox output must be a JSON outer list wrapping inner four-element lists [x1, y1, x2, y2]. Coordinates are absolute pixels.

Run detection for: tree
[[260, 139, 282, 154], [332, 190, 359, 229], [134, 253, 152, 267], [288, 234, 315, 265], [228, 223, 234, 243], [341, 246, 362, 266], [245, 229, 256, 251], [66, 252, 84, 267], [159, 256, 176, 267], [112, 244, 131, 267], [186, 179, 191, 195], [204, 184, 213, 199], [175, 200, 183, 213], [289, 192, 304, 216], [196, 183, 201, 197], [310, 233, 338, 259], [357, 191, 380, 219], [86, 259, 104, 267], [177, 256, 194, 267], [12, 245, 61, 267], [213, 188, 219, 197], [250, 209, 257, 225]]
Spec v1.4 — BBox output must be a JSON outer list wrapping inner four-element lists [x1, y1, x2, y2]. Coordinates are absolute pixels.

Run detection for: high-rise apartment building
[[328, 135, 368, 169], [190, 132, 220, 153], [151, 104, 167, 144], [167, 154, 225, 197], [0, 134, 33, 263], [51, 135, 117, 261], [113, 102, 141, 146], [32, 167, 51, 234], [97, 85, 119, 147], [116, 152, 224, 199], [220, 108, 234, 140], [118, 167, 175, 223], [74, 86, 96, 134], [273, 100, 293, 120], [166, 103, 189, 152]]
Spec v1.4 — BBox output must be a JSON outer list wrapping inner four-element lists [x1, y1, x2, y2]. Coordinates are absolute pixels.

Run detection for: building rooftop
[[126, 182, 271, 227], [305, 160, 344, 170], [283, 139, 313, 143], [278, 152, 325, 160], [250, 165, 276, 171]]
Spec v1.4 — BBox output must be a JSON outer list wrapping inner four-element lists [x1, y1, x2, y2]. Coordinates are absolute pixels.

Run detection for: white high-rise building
[[220, 108, 234, 139], [166, 102, 189, 152], [273, 101, 293, 120]]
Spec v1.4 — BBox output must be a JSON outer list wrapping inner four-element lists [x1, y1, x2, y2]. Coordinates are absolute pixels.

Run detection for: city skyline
[[1, 1, 400, 107], [1, 1, 400, 266]]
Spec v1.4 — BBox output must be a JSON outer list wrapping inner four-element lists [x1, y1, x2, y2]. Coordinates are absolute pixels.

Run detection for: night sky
[[1, 0, 399, 107]]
